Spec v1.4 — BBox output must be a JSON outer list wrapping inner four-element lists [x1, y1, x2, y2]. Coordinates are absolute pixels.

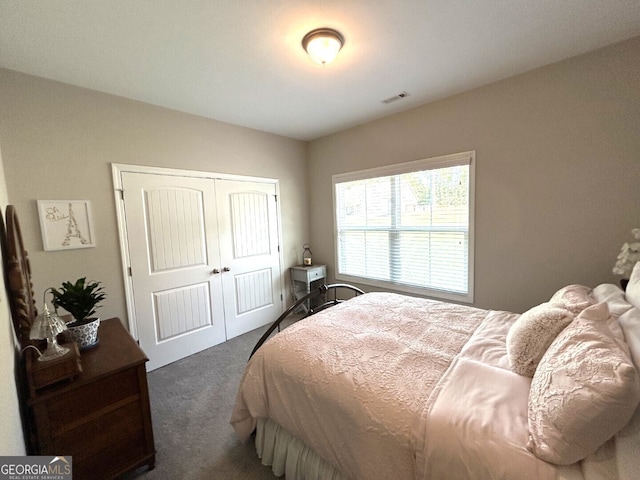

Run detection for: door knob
[[223, 267, 231, 272], [212, 268, 220, 274]]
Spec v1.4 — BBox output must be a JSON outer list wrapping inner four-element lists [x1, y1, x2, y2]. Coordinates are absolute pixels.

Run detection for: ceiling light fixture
[[302, 28, 344, 65]]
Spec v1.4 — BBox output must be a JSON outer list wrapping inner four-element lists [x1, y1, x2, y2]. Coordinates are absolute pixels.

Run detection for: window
[[333, 151, 474, 303]]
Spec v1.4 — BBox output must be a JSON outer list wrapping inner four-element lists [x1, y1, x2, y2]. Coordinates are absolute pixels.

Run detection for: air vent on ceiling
[[382, 91, 410, 104]]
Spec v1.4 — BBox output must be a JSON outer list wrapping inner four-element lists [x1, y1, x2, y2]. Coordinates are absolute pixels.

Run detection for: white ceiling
[[1, 1, 640, 141]]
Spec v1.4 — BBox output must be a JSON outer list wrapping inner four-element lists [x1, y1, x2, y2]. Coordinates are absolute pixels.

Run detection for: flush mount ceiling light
[[302, 28, 345, 65]]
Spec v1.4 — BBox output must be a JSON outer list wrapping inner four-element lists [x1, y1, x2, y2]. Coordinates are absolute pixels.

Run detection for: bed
[[230, 272, 640, 480]]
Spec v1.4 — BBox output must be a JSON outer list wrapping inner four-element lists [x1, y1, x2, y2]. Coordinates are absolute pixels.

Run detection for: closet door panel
[[121, 172, 225, 371], [216, 180, 282, 339]]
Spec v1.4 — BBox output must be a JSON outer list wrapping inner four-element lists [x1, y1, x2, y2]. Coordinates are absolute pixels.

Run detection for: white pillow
[[625, 261, 640, 309], [592, 283, 633, 318], [549, 284, 594, 315], [614, 306, 640, 480], [506, 302, 573, 377], [618, 306, 640, 374], [527, 303, 640, 465], [592, 283, 632, 346], [581, 306, 640, 479]]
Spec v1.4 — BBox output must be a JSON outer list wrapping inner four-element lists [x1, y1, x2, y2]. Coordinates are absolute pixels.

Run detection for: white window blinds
[[333, 151, 474, 303]]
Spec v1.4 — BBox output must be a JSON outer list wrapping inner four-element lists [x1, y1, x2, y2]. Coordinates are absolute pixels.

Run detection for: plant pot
[[62, 317, 100, 350]]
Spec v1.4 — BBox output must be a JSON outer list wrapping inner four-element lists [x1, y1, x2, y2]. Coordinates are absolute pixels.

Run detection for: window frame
[[332, 151, 475, 303]]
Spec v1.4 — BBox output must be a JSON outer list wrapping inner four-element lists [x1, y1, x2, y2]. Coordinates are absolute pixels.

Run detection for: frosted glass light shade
[[30, 304, 69, 361], [302, 28, 344, 65]]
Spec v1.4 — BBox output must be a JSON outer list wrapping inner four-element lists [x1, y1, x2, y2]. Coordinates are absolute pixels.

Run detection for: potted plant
[[51, 277, 106, 350]]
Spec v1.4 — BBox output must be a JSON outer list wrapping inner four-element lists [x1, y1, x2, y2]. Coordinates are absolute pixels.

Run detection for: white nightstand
[[291, 264, 327, 311]]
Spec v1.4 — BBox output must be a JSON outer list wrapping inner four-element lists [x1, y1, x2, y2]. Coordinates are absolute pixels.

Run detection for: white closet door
[[122, 172, 226, 371], [215, 179, 282, 339]]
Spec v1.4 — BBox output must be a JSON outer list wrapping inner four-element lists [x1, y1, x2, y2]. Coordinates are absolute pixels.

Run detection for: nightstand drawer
[[291, 265, 326, 283]]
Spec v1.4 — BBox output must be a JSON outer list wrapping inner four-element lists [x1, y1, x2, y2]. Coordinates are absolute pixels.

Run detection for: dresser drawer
[[54, 399, 142, 453], [57, 401, 149, 480], [39, 368, 140, 432]]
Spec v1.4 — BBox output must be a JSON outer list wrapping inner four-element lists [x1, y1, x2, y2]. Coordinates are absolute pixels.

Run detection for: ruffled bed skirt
[[255, 417, 346, 480]]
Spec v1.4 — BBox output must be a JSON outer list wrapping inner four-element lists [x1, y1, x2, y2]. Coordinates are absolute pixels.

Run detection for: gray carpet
[[125, 319, 298, 480]]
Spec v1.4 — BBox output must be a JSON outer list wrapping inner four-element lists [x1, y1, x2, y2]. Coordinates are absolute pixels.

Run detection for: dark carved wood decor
[[2, 205, 38, 347], [1, 205, 37, 453]]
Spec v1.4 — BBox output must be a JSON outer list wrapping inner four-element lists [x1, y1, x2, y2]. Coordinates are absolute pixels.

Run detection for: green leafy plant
[[50, 277, 106, 325]]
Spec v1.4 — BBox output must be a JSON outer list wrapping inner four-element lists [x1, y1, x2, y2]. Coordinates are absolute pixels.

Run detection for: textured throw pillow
[[506, 303, 573, 377], [549, 284, 594, 315], [626, 261, 640, 309], [527, 303, 640, 465]]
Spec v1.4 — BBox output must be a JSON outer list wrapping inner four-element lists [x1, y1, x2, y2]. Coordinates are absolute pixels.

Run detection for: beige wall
[[0, 144, 27, 454], [0, 69, 309, 326], [308, 36, 640, 313]]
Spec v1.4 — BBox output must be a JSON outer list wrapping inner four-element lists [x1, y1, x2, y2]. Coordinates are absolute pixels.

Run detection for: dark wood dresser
[[26, 318, 156, 479]]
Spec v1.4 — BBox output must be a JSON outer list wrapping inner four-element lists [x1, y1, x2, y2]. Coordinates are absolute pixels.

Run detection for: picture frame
[[37, 200, 96, 251]]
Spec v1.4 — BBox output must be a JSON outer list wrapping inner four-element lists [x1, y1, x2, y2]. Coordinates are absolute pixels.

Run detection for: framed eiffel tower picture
[[37, 200, 96, 251]]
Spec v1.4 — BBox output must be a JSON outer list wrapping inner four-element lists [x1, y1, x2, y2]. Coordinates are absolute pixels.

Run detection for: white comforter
[[230, 292, 583, 480]]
